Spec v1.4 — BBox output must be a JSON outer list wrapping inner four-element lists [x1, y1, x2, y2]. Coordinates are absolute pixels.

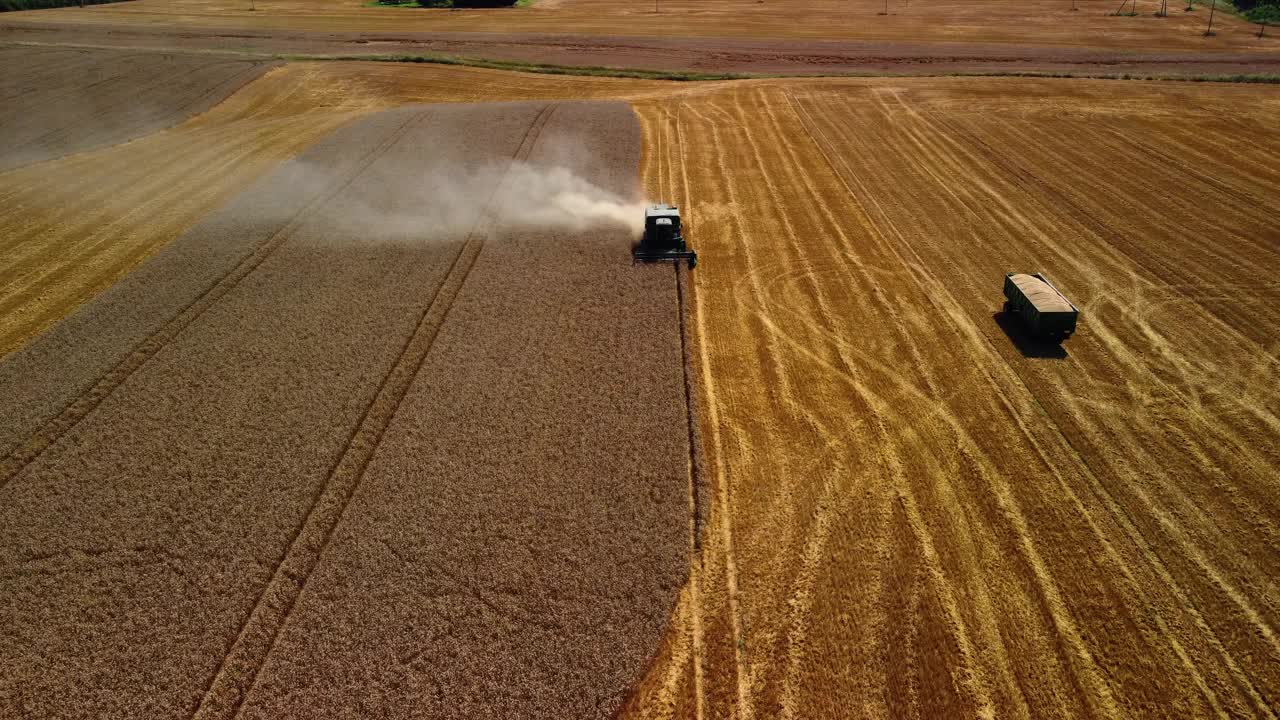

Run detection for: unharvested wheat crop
[[0, 100, 690, 720]]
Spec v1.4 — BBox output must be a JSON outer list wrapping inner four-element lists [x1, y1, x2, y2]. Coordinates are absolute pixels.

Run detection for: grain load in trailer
[[1003, 272, 1079, 341]]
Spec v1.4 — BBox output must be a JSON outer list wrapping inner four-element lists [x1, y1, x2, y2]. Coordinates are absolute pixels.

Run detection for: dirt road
[[3, 0, 1277, 77], [0, 100, 689, 719], [4, 0, 1272, 49], [626, 77, 1280, 718]]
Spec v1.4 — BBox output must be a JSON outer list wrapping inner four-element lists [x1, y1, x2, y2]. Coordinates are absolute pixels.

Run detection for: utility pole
[[1205, 0, 1217, 34], [1072, 0, 1078, 11]]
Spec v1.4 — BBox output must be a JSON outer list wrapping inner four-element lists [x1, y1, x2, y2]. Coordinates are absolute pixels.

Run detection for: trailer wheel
[[1002, 300, 1014, 314]]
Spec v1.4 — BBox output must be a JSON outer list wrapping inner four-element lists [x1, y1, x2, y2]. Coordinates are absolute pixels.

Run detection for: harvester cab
[[634, 204, 697, 268]]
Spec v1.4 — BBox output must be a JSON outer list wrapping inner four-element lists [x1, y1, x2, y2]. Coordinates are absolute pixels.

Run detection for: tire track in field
[[710, 92, 845, 714], [879, 95, 1280, 520], [0, 110, 425, 492], [830, 89, 1246, 713], [674, 259, 707, 720], [727, 87, 948, 719], [192, 104, 557, 720], [668, 90, 947, 719], [906, 109, 1280, 535], [747, 88, 1008, 719], [903, 117, 1280, 717], [664, 98, 753, 720], [675, 97, 732, 720], [657, 100, 709, 720], [800, 86, 1278, 716], [681, 97, 779, 720], [936, 100, 1280, 711], [830, 93, 1268, 716], [786, 88, 1122, 720], [912, 103, 1280, 610], [675, 97, 715, 720]]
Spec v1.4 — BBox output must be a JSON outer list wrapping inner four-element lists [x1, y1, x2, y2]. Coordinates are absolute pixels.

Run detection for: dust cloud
[[310, 155, 648, 244]]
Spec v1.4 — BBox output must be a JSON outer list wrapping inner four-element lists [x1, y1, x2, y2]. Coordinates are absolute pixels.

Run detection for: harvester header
[[634, 204, 697, 268]]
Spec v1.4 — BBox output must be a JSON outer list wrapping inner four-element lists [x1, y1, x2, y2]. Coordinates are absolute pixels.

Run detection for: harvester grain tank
[[1003, 272, 1079, 341], [633, 204, 697, 268]]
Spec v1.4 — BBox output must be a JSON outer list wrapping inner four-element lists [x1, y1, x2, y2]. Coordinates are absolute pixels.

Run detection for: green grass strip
[[0, 0, 129, 11], [278, 52, 752, 81], [279, 51, 1280, 84]]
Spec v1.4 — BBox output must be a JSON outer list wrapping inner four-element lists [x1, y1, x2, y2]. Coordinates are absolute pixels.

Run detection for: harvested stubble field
[[2, 50, 1280, 719], [626, 77, 1280, 718], [0, 96, 690, 718]]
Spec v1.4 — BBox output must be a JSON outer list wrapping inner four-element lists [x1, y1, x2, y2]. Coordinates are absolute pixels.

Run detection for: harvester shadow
[[993, 311, 1069, 360]]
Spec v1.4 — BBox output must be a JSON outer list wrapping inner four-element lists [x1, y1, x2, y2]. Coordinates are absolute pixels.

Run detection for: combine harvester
[[634, 204, 697, 268], [1003, 272, 1079, 342]]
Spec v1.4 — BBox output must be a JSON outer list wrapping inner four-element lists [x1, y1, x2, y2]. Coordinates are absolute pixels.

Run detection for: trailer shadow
[[992, 311, 1068, 360]]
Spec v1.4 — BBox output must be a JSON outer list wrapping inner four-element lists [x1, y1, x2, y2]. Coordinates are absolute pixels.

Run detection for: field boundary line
[[677, 98, 754, 719], [670, 102, 708, 720], [638, 101, 707, 720], [673, 259, 707, 714], [0, 109, 425, 492], [192, 103, 558, 720], [5, 39, 1279, 85]]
